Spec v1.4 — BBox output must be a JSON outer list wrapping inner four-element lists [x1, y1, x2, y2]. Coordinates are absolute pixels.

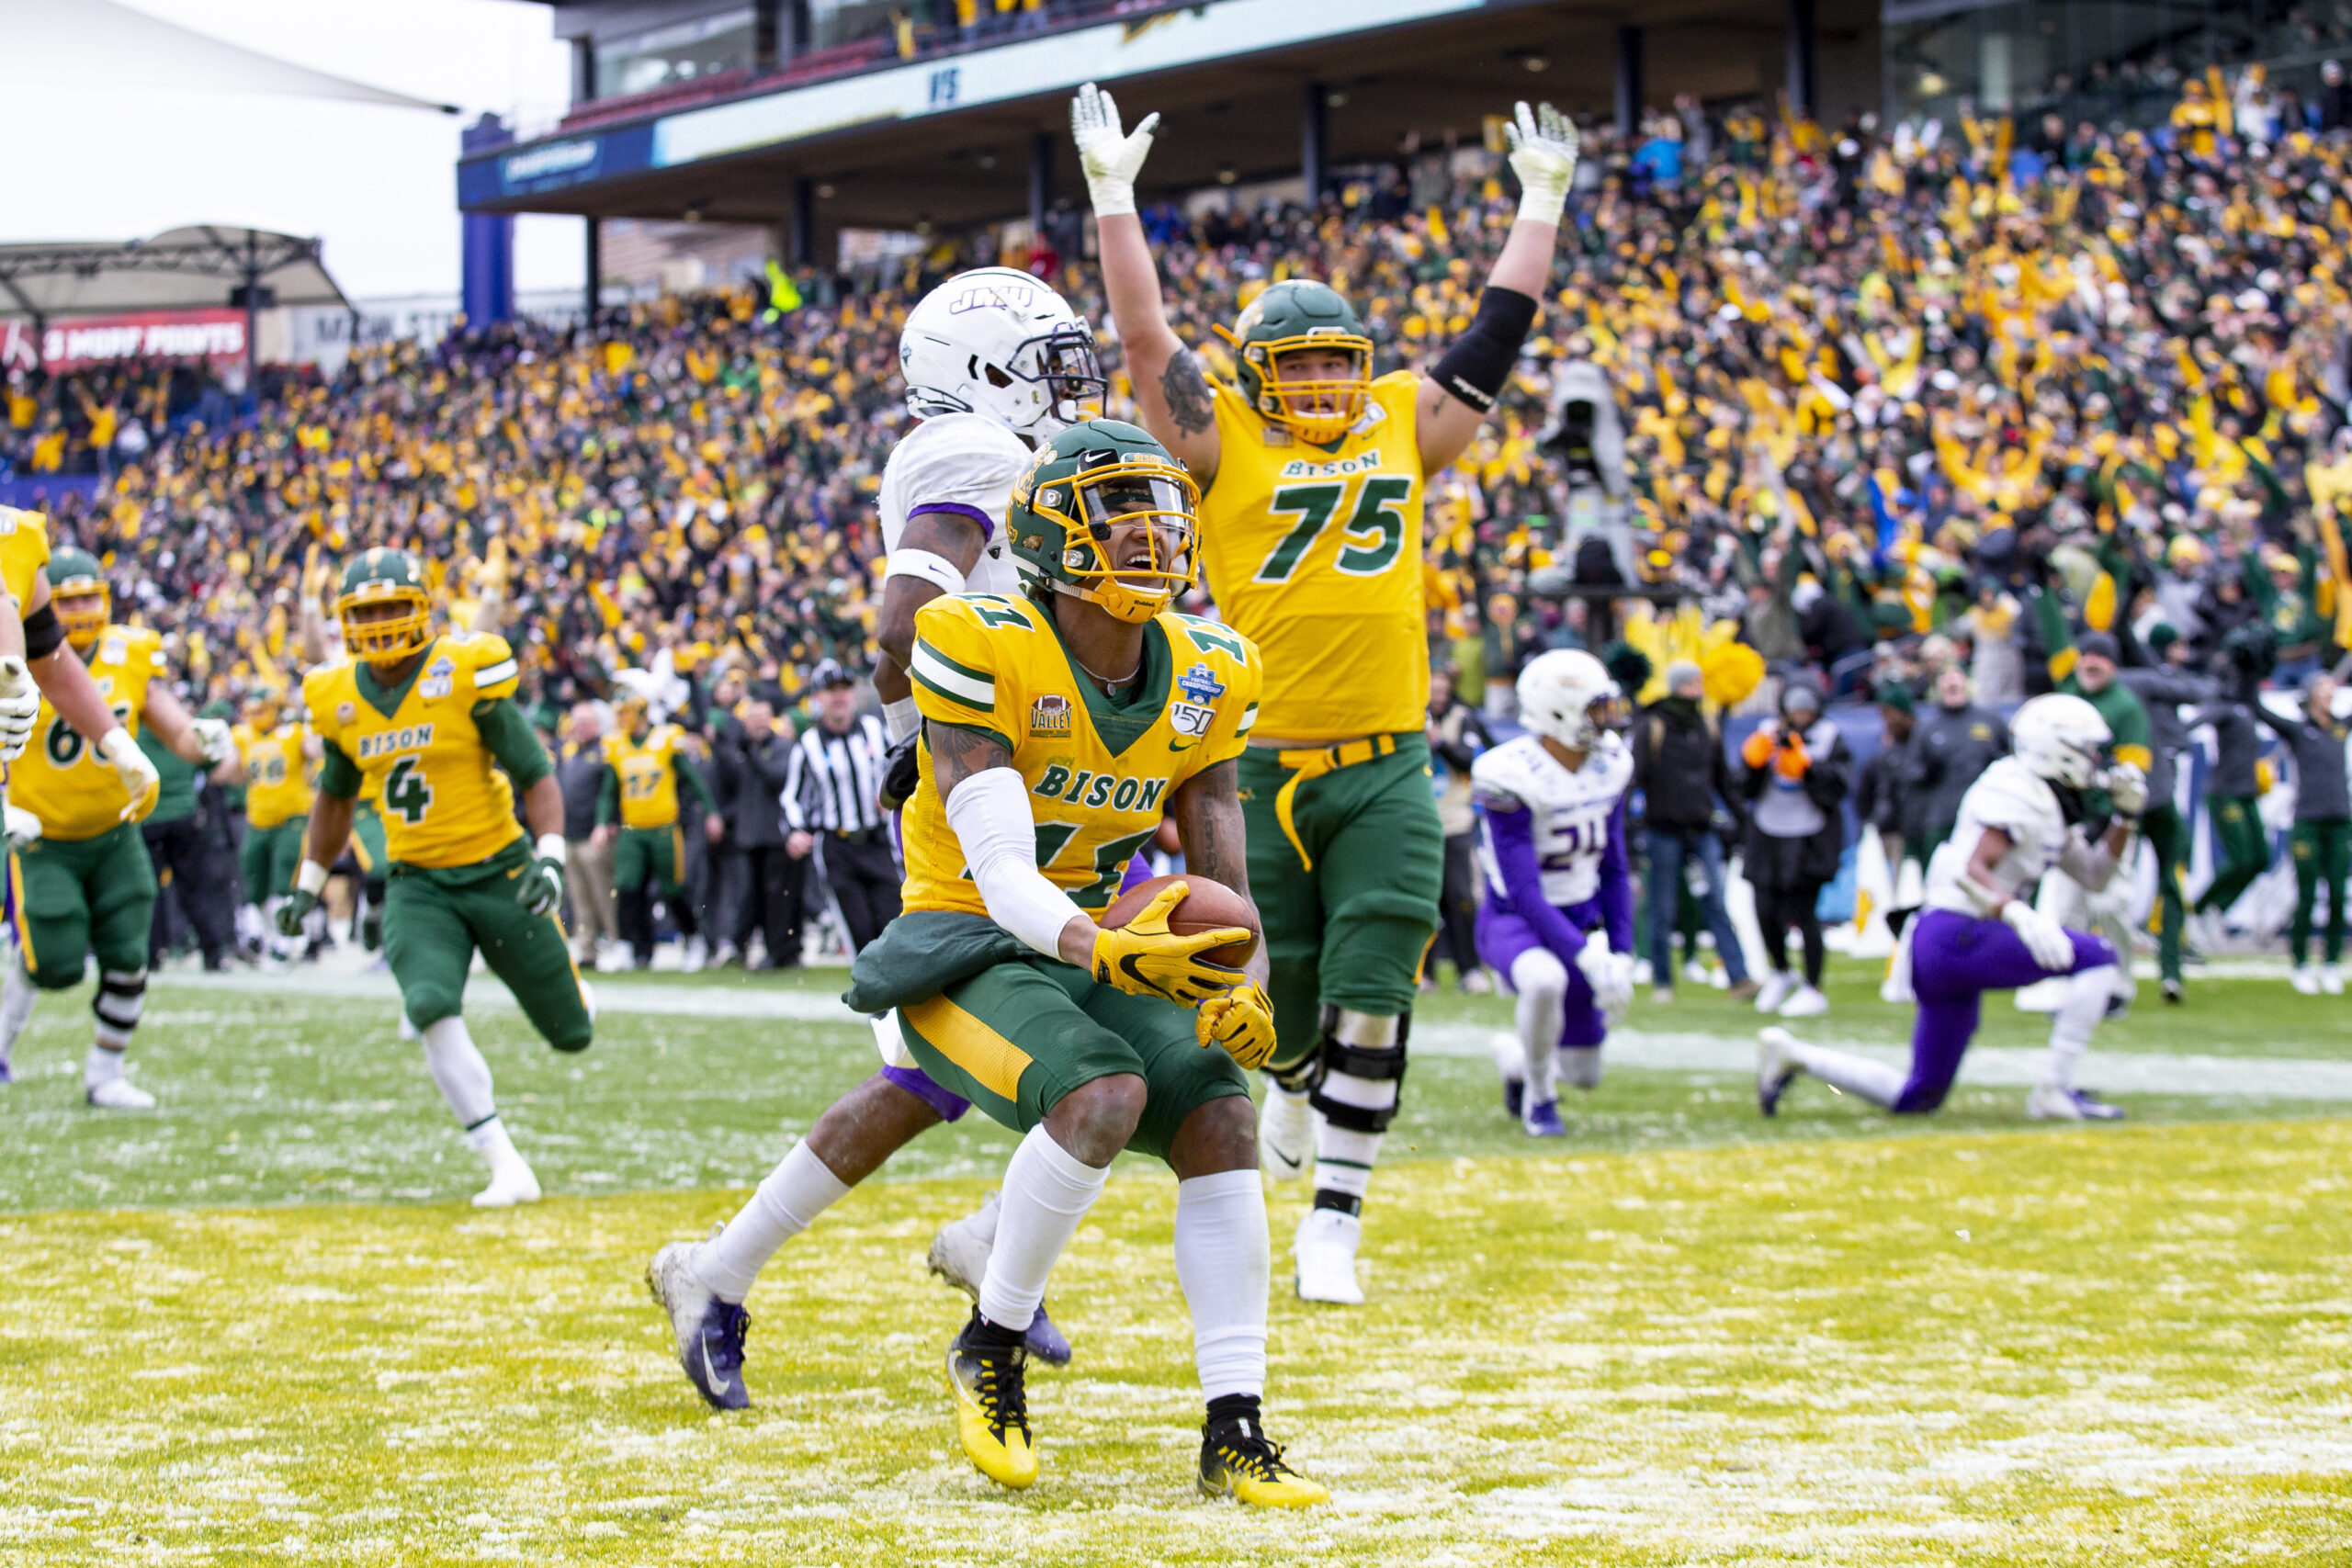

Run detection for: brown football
[[1100, 873, 1261, 969]]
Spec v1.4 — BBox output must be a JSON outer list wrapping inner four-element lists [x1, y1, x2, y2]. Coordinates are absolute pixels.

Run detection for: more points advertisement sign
[[28, 310, 249, 372]]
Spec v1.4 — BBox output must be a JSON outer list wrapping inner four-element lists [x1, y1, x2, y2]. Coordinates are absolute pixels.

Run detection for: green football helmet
[[336, 547, 434, 660], [1214, 278, 1373, 445], [1007, 419, 1199, 625], [43, 546, 108, 651]]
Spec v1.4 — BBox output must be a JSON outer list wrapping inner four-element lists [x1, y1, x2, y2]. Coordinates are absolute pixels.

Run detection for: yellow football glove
[[1090, 881, 1250, 1006], [1195, 980, 1277, 1071]]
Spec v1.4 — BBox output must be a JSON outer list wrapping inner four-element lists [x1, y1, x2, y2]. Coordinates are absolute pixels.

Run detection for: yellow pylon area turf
[[2, 1123, 2347, 1564]]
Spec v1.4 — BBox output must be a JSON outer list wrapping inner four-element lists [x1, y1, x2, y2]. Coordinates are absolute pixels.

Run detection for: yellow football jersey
[[0, 506, 51, 617], [903, 592, 1260, 917], [232, 721, 314, 829], [304, 632, 525, 869], [1196, 368, 1427, 742], [603, 724, 689, 829], [12, 624, 164, 840]]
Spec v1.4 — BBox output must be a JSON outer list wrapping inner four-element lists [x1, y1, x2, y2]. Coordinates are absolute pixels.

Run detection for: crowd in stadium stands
[[5, 65, 2350, 747]]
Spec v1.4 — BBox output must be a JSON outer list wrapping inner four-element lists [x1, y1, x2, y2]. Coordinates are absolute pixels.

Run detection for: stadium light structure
[[0, 227, 352, 393]]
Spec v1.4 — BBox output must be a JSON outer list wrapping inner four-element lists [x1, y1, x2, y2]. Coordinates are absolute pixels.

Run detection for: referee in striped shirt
[[782, 660, 900, 953]]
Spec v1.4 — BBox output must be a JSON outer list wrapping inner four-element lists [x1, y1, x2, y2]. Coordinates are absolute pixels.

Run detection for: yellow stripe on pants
[[903, 993, 1034, 1101]]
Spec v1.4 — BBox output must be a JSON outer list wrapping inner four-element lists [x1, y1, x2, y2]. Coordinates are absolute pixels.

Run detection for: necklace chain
[[1070, 647, 1142, 689]]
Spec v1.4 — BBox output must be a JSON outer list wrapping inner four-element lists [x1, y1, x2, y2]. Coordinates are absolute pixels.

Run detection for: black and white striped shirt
[[781, 713, 890, 834]]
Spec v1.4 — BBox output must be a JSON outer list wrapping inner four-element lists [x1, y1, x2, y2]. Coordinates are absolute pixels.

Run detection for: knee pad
[[1306, 1006, 1410, 1133], [93, 967, 148, 1047], [1509, 947, 1569, 1001]]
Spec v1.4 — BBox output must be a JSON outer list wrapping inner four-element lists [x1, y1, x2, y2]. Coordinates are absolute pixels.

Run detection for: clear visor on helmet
[[1043, 455, 1201, 621], [1080, 471, 1193, 535], [1586, 693, 1628, 734], [1011, 322, 1107, 415]]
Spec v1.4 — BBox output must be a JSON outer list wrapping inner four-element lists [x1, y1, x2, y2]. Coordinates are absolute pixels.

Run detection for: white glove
[[0, 656, 36, 762], [96, 727, 161, 823], [1504, 99, 1580, 223], [190, 716, 235, 767], [3, 802, 40, 852], [1576, 930, 1634, 1023], [2002, 898, 2075, 972], [1070, 81, 1159, 219], [2102, 761, 2148, 819]]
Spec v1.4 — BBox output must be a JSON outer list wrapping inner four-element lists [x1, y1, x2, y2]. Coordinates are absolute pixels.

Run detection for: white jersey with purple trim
[[878, 411, 1026, 597], [1924, 756, 2068, 913], [1472, 734, 1634, 907]]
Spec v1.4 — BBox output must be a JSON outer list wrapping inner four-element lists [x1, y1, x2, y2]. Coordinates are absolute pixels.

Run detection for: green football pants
[[2290, 818, 2350, 965], [385, 841, 593, 1053], [612, 823, 684, 897], [1238, 734, 1443, 1076], [16, 822, 158, 991], [241, 817, 308, 904], [898, 954, 1249, 1164], [2196, 794, 2270, 916]]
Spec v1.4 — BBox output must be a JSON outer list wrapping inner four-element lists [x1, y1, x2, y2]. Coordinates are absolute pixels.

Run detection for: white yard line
[[150, 967, 2352, 1100]]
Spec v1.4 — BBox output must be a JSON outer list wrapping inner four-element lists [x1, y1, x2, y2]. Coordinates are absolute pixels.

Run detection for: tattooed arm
[[1094, 210, 1222, 485], [1168, 759, 1268, 985]]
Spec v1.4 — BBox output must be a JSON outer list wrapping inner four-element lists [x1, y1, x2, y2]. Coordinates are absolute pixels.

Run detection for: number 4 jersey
[[901, 592, 1261, 918], [12, 623, 164, 840], [1197, 368, 1425, 742], [304, 633, 526, 868]]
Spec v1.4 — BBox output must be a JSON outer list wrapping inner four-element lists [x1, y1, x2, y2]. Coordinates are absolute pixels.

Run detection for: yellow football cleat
[[1197, 1413, 1328, 1506], [946, 1314, 1036, 1489]]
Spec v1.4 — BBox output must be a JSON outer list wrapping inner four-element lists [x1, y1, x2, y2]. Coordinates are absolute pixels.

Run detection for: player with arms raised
[[1472, 651, 1637, 1135], [281, 550, 591, 1204], [1758, 694, 2143, 1122], [0, 545, 232, 1105], [1072, 82, 1578, 1302]]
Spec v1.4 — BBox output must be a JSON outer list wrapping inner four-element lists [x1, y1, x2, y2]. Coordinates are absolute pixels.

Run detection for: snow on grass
[[2, 1122, 2347, 1563]]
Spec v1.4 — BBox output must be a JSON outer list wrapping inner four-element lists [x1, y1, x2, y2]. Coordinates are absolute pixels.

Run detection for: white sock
[[1557, 1044, 1602, 1089], [420, 1015, 497, 1128], [465, 1113, 527, 1174], [0, 959, 37, 1058], [1787, 1040, 1905, 1108], [93, 968, 146, 1051], [1174, 1169, 1269, 1402], [977, 1122, 1110, 1332], [2043, 962, 2115, 1091], [84, 1043, 125, 1089], [1510, 948, 1567, 1102], [695, 1142, 851, 1303]]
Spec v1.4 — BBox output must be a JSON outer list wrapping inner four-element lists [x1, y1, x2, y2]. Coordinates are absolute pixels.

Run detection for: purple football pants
[[1896, 908, 2115, 1113], [1474, 899, 1608, 1048]]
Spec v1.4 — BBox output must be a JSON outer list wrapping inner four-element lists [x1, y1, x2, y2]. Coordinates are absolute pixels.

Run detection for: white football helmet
[[899, 267, 1104, 436], [1516, 649, 1623, 755], [2010, 693, 2110, 789]]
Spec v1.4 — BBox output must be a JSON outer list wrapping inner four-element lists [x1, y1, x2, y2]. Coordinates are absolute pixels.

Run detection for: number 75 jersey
[[303, 633, 526, 870], [1196, 368, 1426, 743]]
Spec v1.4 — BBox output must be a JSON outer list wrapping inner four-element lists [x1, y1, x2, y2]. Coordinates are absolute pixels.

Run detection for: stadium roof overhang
[[459, 0, 1851, 236], [0, 227, 350, 324]]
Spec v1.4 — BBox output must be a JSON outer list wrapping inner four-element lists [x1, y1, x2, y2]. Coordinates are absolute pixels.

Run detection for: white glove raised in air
[[1576, 929, 1634, 1023], [2101, 760, 2148, 819], [3, 802, 41, 852], [2002, 897, 2075, 972], [190, 716, 235, 767], [1070, 81, 1159, 219], [0, 656, 37, 762], [1503, 100, 1580, 223], [96, 727, 162, 824]]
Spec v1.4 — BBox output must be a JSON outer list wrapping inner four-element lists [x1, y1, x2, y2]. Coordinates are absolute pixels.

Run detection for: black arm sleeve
[[1430, 286, 1540, 413], [21, 603, 62, 660], [471, 697, 554, 788]]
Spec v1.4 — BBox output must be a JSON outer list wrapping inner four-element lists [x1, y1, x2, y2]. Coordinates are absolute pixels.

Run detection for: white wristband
[[1087, 176, 1136, 219], [296, 859, 330, 897], [883, 695, 922, 747], [535, 833, 567, 865], [884, 548, 968, 595], [1517, 177, 1571, 225]]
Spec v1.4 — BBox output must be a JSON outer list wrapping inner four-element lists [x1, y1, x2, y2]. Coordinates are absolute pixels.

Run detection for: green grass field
[[2, 957, 2348, 1563]]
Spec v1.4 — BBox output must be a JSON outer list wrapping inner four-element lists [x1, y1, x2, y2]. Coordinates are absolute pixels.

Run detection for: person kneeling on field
[[0, 542, 233, 1106], [1758, 694, 2143, 1123], [277, 549, 592, 1206], [1473, 649, 1637, 1136], [647, 422, 1323, 1506]]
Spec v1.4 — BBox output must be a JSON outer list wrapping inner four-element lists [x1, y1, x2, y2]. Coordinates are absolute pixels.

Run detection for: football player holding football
[[281, 549, 592, 1205], [1072, 81, 1577, 1301]]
